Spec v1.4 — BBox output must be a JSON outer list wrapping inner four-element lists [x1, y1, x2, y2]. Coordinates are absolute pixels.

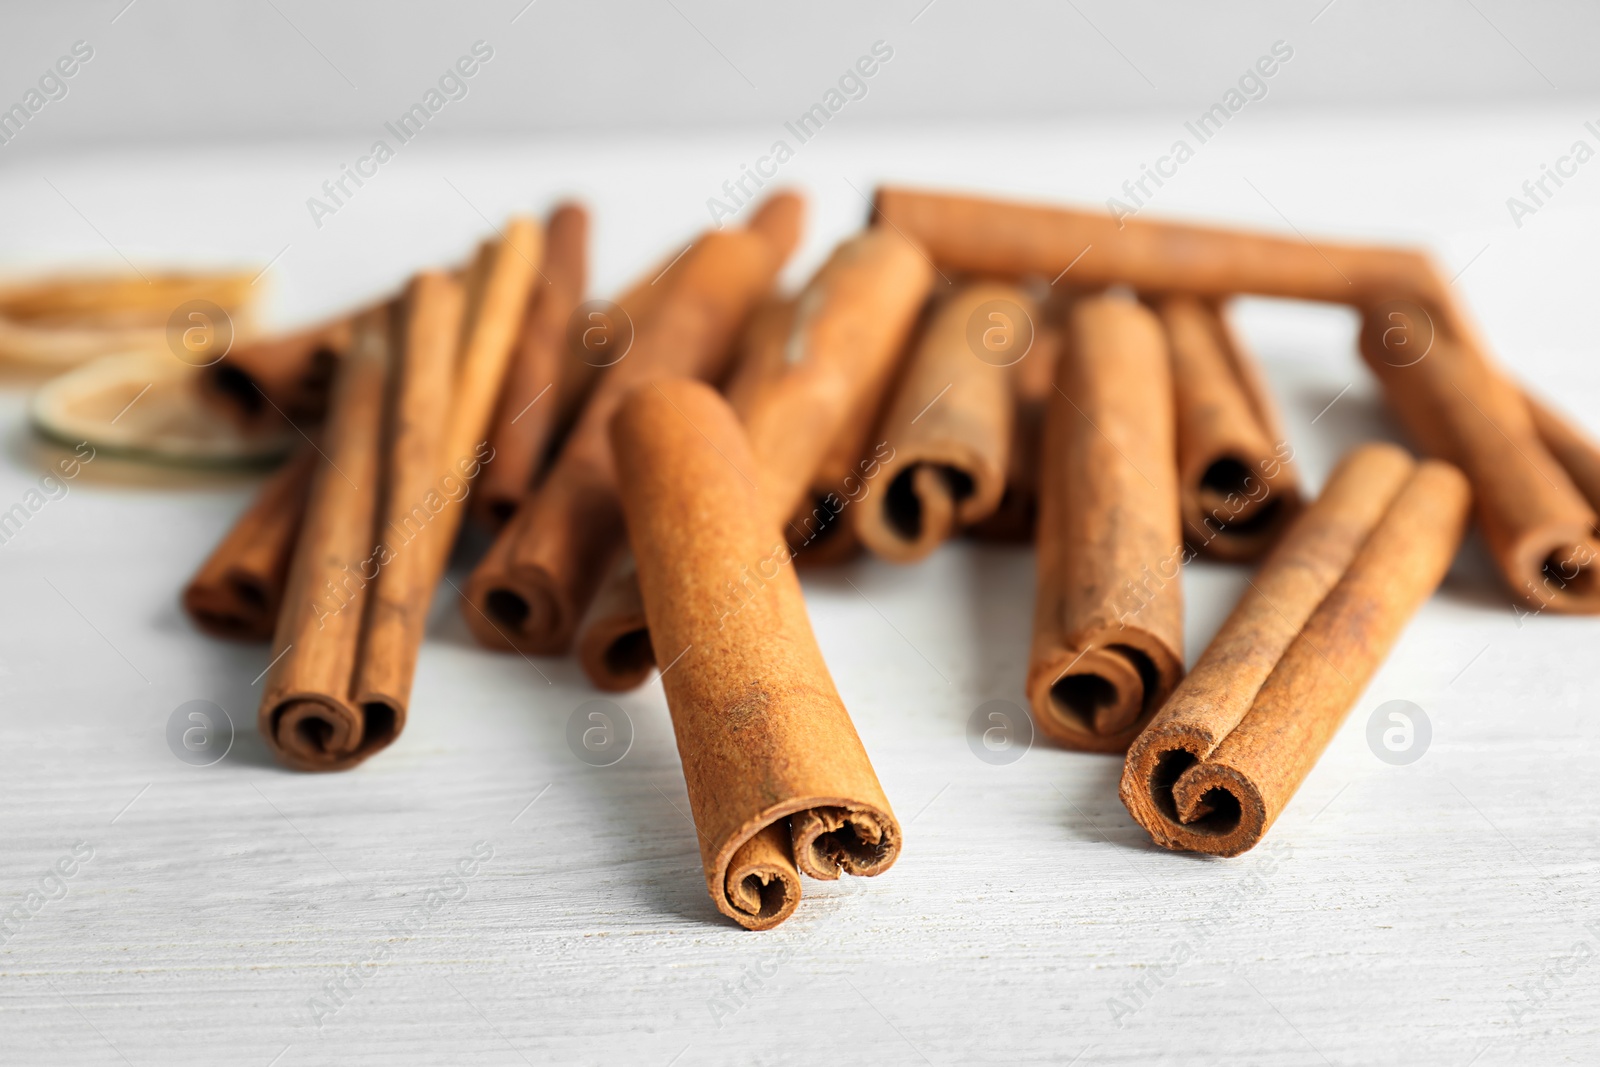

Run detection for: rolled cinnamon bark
[[462, 193, 802, 655], [784, 397, 892, 566], [1027, 294, 1184, 753], [183, 449, 316, 640], [1158, 295, 1300, 561], [872, 185, 1441, 310], [259, 273, 466, 771], [1527, 392, 1600, 515], [969, 316, 1061, 543], [611, 379, 900, 930], [425, 218, 544, 568], [1358, 315, 1600, 613], [857, 282, 1028, 561], [1120, 444, 1471, 855], [202, 316, 354, 427], [570, 300, 797, 693], [575, 227, 933, 689], [476, 203, 590, 528], [258, 305, 392, 770]]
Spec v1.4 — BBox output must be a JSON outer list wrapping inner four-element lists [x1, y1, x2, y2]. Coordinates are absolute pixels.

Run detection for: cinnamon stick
[[1120, 443, 1470, 855], [182, 449, 316, 640], [969, 316, 1061, 542], [202, 316, 353, 427], [476, 203, 590, 528], [1159, 295, 1300, 561], [259, 274, 466, 770], [571, 299, 797, 693], [856, 282, 1029, 561], [611, 379, 900, 930], [872, 185, 1441, 311], [462, 193, 802, 655], [1027, 294, 1184, 753], [258, 305, 392, 770], [1526, 392, 1600, 516], [575, 227, 932, 689], [1358, 316, 1600, 613]]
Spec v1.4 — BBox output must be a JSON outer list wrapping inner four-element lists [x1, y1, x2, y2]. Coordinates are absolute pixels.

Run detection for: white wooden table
[[2, 111, 1597, 1065]]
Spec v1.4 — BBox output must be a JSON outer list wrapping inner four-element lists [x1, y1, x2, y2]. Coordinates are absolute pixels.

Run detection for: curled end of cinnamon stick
[[1029, 634, 1181, 754], [790, 805, 900, 881], [1184, 453, 1303, 563], [715, 803, 901, 931], [182, 572, 277, 641], [575, 555, 656, 691], [466, 570, 570, 655], [266, 695, 400, 772], [202, 324, 348, 428], [1120, 730, 1269, 857], [722, 823, 803, 931], [1510, 529, 1600, 615], [577, 619, 655, 693], [864, 461, 971, 562]]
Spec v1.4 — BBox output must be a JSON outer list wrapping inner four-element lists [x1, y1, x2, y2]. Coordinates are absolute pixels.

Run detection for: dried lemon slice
[[0, 271, 256, 368], [31, 352, 294, 466]]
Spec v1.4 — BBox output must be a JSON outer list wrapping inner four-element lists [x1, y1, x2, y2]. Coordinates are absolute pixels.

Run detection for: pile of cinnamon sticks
[[184, 186, 1600, 928]]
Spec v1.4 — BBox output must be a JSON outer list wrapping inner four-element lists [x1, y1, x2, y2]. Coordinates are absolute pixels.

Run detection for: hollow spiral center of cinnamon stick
[[1539, 543, 1600, 606], [603, 627, 654, 678], [1196, 456, 1285, 535], [791, 806, 898, 881], [484, 581, 565, 641], [208, 365, 265, 415], [885, 463, 974, 545], [1047, 646, 1158, 738], [271, 698, 396, 771], [1148, 748, 1243, 836], [730, 869, 794, 920]]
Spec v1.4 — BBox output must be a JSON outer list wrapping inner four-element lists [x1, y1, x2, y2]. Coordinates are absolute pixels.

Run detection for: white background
[[2, 3, 1599, 1065]]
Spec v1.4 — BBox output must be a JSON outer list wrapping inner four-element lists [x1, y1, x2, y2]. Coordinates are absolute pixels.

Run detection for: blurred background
[[4, 0, 1597, 365], [4, 1, 1596, 140]]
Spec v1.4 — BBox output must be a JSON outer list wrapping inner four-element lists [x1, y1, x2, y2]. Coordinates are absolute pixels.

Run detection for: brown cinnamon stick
[[259, 273, 466, 771], [1526, 392, 1600, 516], [1159, 295, 1300, 561], [182, 449, 316, 640], [570, 299, 796, 693], [1358, 316, 1600, 613], [968, 315, 1061, 543], [258, 305, 393, 770], [1120, 443, 1470, 855], [202, 316, 354, 427], [476, 203, 590, 528], [1027, 294, 1184, 753], [611, 379, 900, 930], [872, 185, 1441, 311], [575, 227, 932, 689], [856, 282, 1028, 561], [462, 193, 802, 655]]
